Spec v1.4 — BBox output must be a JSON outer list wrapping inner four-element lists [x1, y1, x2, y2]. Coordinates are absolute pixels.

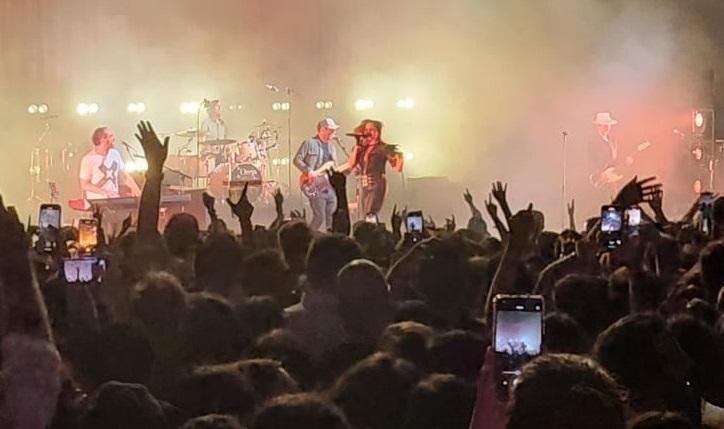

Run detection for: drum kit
[[165, 121, 286, 204]]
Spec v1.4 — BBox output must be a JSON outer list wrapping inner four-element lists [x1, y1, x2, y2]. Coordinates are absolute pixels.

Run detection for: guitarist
[[293, 118, 341, 231], [588, 112, 630, 196]]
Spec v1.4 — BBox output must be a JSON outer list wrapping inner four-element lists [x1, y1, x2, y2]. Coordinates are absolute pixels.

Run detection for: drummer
[[201, 100, 234, 164]]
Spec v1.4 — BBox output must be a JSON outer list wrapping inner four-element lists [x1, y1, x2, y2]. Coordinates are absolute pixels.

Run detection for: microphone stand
[[561, 131, 568, 230]]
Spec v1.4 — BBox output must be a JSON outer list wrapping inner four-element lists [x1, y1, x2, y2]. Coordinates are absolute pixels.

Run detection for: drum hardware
[[199, 139, 237, 146], [27, 119, 55, 208], [175, 129, 208, 138]]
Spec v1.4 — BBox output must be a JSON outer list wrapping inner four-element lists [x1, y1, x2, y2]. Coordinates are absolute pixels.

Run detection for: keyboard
[[69, 193, 193, 212]]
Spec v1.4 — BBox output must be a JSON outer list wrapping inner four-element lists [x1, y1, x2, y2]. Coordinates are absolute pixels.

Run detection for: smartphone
[[625, 206, 642, 237], [78, 218, 99, 253], [493, 294, 544, 400], [38, 204, 61, 253], [600, 205, 624, 249], [365, 213, 379, 223], [699, 192, 714, 235], [62, 257, 107, 284], [405, 211, 424, 233]]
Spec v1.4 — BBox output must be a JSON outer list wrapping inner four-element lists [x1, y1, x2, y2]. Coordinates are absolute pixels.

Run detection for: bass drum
[[208, 163, 262, 200]]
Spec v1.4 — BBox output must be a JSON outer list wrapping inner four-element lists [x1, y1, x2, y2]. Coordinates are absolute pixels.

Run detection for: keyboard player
[[79, 127, 142, 199]]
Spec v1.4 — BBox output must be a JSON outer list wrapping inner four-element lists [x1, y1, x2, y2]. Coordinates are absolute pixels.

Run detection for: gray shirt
[[202, 117, 227, 141], [293, 136, 337, 174]]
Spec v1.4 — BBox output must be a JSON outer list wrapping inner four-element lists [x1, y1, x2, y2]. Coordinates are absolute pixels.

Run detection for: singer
[[79, 127, 142, 199], [347, 119, 404, 217]]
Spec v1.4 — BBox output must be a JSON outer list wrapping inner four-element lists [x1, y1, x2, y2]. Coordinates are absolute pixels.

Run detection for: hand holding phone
[[600, 205, 623, 249], [78, 218, 99, 254], [38, 204, 61, 253], [493, 294, 544, 400], [62, 257, 107, 284]]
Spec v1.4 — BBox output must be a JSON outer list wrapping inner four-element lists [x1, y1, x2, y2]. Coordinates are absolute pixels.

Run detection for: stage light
[[404, 152, 414, 161], [315, 100, 333, 110], [281, 102, 290, 111], [354, 99, 374, 111], [88, 103, 99, 114], [76, 103, 90, 116], [692, 108, 714, 140], [127, 103, 146, 114], [396, 98, 415, 109], [695, 112, 704, 128], [237, 104, 245, 110], [180, 102, 200, 114], [38, 104, 48, 114], [272, 102, 282, 111], [28, 104, 38, 114]]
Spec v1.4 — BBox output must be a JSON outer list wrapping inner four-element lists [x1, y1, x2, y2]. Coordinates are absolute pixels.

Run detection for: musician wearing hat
[[589, 112, 627, 192], [294, 118, 341, 231], [347, 119, 404, 217]]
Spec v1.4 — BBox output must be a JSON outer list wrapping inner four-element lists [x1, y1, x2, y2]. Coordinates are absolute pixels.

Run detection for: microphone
[[562, 131, 568, 137], [265, 83, 279, 93], [345, 132, 363, 137]]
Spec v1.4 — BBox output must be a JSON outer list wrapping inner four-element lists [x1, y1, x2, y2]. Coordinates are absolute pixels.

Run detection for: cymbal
[[175, 129, 208, 138], [200, 139, 237, 146], [253, 121, 280, 128]]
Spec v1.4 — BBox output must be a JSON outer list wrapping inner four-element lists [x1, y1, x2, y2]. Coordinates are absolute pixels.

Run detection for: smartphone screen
[[405, 211, 424, 233], [78, 219, 99, 253], [39, 204, 61, 253], [625, 207, 642, 237], [601, 206, 623, 232], [493, 295, 544, 400], [62, 257, 107, 284]]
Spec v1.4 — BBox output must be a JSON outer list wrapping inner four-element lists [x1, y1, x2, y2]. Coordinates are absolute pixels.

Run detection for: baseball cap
[[317, 118, 340, 130]]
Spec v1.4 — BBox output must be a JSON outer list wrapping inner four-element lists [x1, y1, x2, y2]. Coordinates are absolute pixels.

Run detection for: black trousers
[[360, 175, 387, 216]]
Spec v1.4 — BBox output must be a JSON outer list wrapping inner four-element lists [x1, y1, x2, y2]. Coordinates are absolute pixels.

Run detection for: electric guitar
[[590, 141, 651, 189], [299, 161, 350, 199]]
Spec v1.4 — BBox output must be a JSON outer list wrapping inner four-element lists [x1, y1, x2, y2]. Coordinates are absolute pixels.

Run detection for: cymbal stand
[[27, 120, 52, 206]]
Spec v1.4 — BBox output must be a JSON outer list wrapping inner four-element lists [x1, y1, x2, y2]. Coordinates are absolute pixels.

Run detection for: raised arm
[[134, 121, 169, 238], [0, 197, 61, 429]]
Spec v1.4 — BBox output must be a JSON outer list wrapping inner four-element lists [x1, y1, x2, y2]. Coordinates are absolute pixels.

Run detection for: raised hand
[[202, 192, 217, 219], [227, 182, 254, 223], [391, 204, 403, 234], [567, 199, 575, 218], [464, 188, 474, 206], [485, 194, 498, 218], [290, 209, 303, 220], [491, 181, 508, 205], [274, 189, 284, 217], [614, 176, 662, 208], [134, 121, 169, 177], [445, 215, 456, 232], [92, 204, 103, 226], [328, 170, 346, 190], [648, 189, 663, 213], [120, 213, 133, 236]]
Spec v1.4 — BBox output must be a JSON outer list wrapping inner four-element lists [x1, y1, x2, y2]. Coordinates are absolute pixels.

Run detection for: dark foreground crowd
[[1, 121, 723, 429]]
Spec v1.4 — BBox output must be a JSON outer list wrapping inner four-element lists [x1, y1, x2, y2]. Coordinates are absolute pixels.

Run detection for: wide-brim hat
[[593, 112, 618, 125]]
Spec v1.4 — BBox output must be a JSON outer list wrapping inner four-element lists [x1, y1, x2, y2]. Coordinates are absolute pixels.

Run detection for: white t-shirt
[[79, 148, 124, 199]]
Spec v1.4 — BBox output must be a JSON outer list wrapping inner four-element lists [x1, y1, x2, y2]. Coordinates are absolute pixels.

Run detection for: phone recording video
[[625, 206, 642, 237], [62, 257, 107, 284], [493, 295, 543, 400], [600, 205, 623, 249], [405, 211, 424, 233], [78, 218, 99, 253], [38, 204, 61, 253]]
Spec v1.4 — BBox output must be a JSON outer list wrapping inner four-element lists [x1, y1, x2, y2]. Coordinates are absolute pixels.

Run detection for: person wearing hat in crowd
[[347, 119, 404, 218], [294, 118, 342, 231]]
